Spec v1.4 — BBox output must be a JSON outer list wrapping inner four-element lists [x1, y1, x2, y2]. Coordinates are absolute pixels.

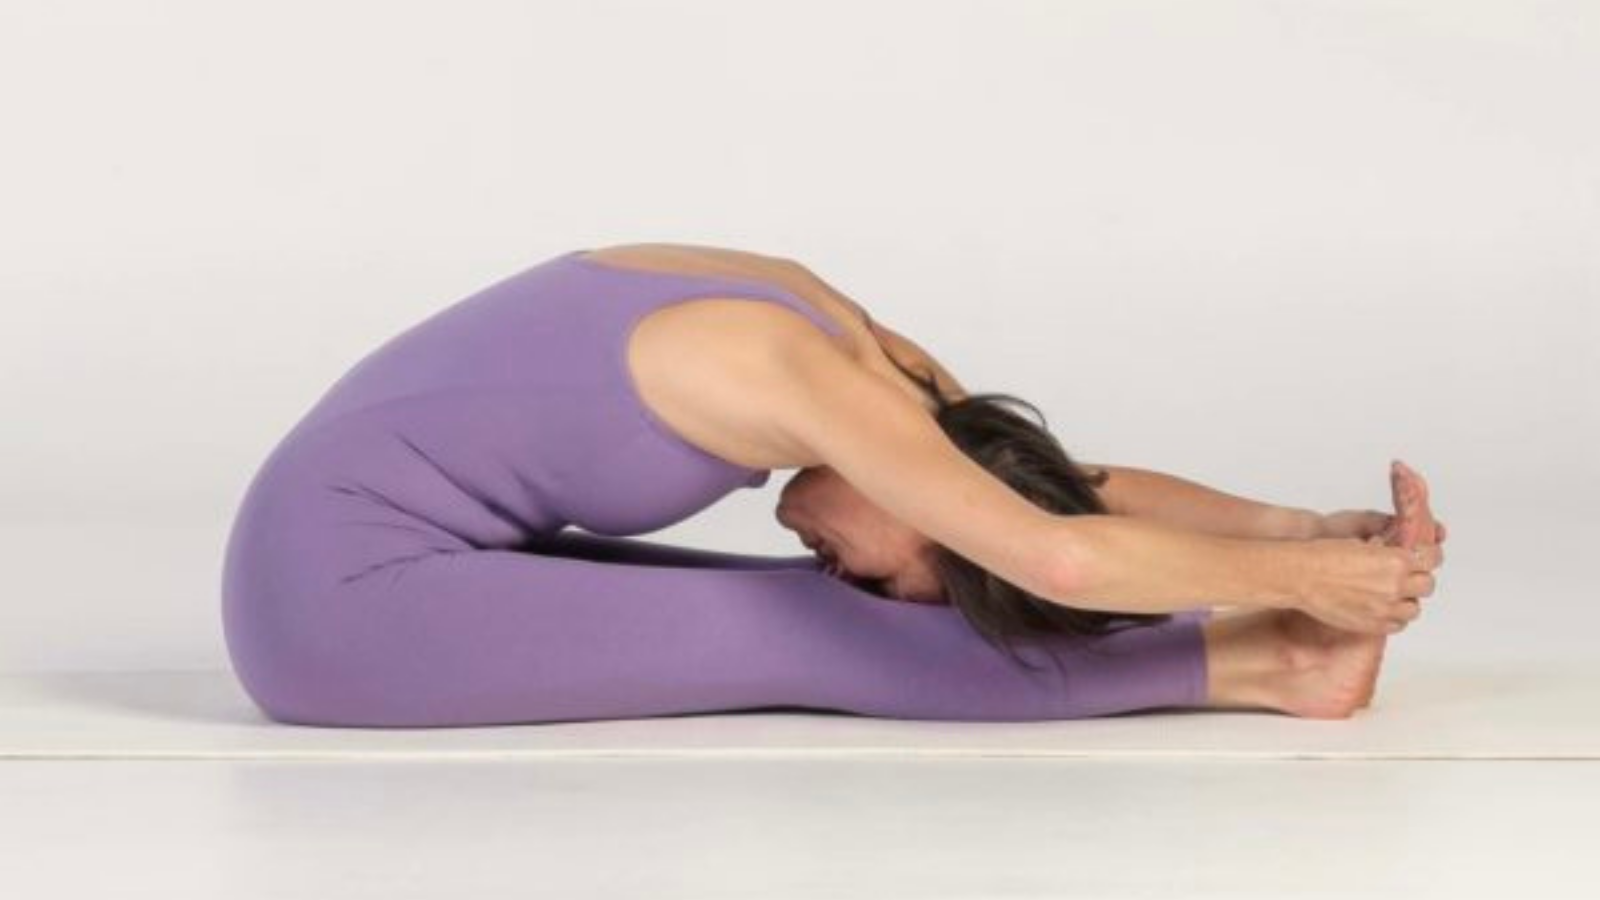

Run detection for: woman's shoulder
[[587, 242, 968, 410], [582, 243, 866, 341]]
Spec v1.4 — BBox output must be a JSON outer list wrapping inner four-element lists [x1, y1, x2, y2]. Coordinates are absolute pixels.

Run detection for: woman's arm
[[753, 316, 1318, 617], [1053, 513, 1309, 614], [1079, 462, 1322, 541], [1054, 511, 1437, 632], [770, 256, 1309, 540]]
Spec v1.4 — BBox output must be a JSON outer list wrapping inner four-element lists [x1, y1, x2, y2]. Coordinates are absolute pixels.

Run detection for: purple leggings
[[225, 522, 1210, 727]]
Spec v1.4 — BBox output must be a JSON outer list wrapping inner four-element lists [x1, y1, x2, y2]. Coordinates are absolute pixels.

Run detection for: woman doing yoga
[[221, 242, 1448, 727]]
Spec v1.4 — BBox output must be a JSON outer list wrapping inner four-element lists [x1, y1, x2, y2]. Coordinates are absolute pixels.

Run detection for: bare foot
[[1204, 461, 1445, 718], [1202, 607, 1386, 718], [1265, 609, 1388, 718], [1264, 461, 1438, 716], [1385, 459, 1439, 548]]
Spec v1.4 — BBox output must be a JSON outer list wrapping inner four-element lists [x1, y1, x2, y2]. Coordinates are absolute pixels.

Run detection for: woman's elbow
[[1042, 515, 1108, 603]]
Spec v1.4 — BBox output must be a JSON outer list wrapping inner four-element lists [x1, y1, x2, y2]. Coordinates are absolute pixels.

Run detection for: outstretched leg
[[231, 532, 1211, 727]]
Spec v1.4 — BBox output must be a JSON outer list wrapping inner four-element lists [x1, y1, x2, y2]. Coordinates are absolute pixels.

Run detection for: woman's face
[[775, 466, 947, 604]]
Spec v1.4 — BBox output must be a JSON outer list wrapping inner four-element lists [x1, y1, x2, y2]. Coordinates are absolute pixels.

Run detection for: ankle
[[1201, 609, 1294, 711]]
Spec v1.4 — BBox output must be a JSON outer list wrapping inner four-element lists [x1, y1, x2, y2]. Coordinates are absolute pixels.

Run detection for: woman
[[221, 243, 1447, 727]]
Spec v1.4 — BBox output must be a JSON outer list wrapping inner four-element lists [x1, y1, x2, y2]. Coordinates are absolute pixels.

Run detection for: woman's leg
[[1200, 606, 1390, 719], [231, 532, 1213, 727]]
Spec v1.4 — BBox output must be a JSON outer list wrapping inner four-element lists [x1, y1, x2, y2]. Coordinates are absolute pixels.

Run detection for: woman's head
[[776, 464, 948, 604], [776, 381, 1173, 672]]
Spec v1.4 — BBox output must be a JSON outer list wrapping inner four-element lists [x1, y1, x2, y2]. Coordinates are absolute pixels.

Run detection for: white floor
[[2, 661, 1598, 899], [4, 757, 1596, 899], [4, 514, 1598, 898]]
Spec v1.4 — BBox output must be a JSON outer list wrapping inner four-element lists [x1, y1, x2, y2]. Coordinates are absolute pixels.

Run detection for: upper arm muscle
[[762, 318, 1066, 599]]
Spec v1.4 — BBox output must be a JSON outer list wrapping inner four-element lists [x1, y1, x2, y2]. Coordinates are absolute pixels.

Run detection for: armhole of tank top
[[613, 288, 845, 489], [567, 251, 847, 487], [717, 291, 822, 488]]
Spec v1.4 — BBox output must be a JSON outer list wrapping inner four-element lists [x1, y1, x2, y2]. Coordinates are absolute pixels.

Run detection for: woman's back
[[232, 249, 847, 568]]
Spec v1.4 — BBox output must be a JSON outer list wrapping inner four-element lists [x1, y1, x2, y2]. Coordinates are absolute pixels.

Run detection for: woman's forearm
[[1083, 463, 1321, 541], [1051, 513, 1306, 615]]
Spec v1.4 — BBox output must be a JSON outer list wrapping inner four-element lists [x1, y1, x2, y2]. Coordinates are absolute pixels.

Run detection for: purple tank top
[[248, 249, 847, 550]]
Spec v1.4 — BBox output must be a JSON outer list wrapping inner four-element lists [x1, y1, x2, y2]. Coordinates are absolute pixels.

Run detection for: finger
[[1404, 571, 1436, 597], [1399, 544, 1425, 572], [1388, 546, 1416, 581], [1407, 543, 1443, 571], [1388, 602, 1421, 634], [1388, 595, 1421, 623]]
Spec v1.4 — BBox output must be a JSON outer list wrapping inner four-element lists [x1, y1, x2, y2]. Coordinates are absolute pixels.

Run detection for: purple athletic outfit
[[220, 249, 1210, 726]]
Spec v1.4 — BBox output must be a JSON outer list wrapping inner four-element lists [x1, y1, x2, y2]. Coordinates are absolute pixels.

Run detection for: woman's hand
[[1316, 509, 1449, 545], [1292, 537, 1443, 635]]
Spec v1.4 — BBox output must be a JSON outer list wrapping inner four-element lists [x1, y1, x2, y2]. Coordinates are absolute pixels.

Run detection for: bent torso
[[578, 243, 966, 470]]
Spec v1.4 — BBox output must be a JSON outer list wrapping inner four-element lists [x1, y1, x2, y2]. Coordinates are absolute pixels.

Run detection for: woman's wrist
[[1243, 537, 1314, 612], [1260, 506, 1324, 541]]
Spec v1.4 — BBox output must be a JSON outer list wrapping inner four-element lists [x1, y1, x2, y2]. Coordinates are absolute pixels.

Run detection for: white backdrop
[[1, 0, 1595, 672]]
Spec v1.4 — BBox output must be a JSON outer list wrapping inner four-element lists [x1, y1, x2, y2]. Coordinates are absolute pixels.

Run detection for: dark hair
[[886, 361, 1174, 675]]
